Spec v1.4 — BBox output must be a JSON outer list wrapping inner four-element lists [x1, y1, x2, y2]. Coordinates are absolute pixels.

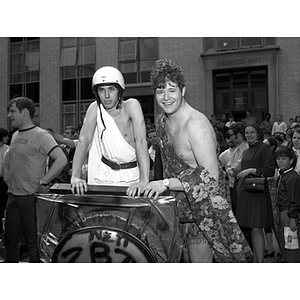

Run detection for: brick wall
[[96, 37, 118, 68], [277, 37, 300, 121], [159, 37, 205, 113], [40, 38, 61, 132], [0, 38, 9, 129]]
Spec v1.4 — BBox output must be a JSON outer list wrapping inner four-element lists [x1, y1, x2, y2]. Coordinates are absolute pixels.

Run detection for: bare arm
[[41, 146, 68, 184], [50, 131, 75, 149], [126, 100, 150, 197], [2, 149, 10, 185], [187, 113, 219, 181], [71, 101, 97, 194], [129, 100, 150, 183]]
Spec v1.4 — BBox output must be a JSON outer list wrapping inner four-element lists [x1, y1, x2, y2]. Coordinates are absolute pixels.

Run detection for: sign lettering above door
[[217, 57, 262, 67]]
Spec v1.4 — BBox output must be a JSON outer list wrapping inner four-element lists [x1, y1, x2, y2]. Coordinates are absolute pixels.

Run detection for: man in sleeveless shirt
[[71, 66, 149, 198]]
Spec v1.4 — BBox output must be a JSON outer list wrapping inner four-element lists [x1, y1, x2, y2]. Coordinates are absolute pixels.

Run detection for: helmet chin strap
[[116, 97, 122, 109], [94, 94, 122, 140]]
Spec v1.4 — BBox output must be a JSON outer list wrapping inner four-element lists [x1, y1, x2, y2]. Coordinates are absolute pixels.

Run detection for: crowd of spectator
[[211, 111, 300, 155], [211, 111, 300, 263]]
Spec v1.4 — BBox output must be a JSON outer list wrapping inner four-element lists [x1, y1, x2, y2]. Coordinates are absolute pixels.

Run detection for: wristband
[[163, 178, 170, 189]]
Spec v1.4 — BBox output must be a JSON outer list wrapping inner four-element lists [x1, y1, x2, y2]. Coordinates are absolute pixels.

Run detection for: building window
[[119, 37, 159, 84], [240, 37, 263, 48], [216, 37, 238, 51], [204, 37, 276, 53], [213, 67, 268, 123], [60, 37, 96, 131], [9, 37, 40, 103]]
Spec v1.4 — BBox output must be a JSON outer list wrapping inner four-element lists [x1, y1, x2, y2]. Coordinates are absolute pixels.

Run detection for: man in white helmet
[[71, 66, 150, 197]]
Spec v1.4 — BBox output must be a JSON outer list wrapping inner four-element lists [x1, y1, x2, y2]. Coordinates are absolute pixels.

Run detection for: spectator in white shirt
[[271, 114, 287, 135], [226, 122, 253, 251], [225, 122, 249, 216], [225, 114, 235, 128], [219, 130, 237, 200]]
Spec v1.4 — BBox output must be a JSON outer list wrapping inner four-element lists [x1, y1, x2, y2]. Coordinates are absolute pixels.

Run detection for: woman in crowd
[[285, 127, 294, 148], [291, 115, 300, 129], [291, 127, 300, 174], [236, 122, 275, 263]]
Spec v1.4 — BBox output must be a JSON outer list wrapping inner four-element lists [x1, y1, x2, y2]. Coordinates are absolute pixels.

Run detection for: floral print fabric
[[156, 113, 252, 262]]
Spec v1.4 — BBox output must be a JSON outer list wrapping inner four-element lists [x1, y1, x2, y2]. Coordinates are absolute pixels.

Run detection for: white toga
[[87, 103, 139, 186]]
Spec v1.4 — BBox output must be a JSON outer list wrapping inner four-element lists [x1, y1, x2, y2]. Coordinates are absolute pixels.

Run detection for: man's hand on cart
[[142, 180, 167, 200], [71, 177, 87, 195], [126, 180, 148, 198]]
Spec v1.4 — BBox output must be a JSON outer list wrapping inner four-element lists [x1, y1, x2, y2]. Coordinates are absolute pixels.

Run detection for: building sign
[[52, 227, 156, 263], [234, 97, 247, 110], [217, 56, 263, 68]]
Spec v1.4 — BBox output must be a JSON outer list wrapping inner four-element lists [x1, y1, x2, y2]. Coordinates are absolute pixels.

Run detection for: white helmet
[[92, 66, 125, 90]]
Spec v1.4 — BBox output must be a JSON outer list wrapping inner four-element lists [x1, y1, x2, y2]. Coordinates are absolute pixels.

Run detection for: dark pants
[[0, 178, 8, 234], [230, 186, 237, 216], [4, 194, 40, 262]]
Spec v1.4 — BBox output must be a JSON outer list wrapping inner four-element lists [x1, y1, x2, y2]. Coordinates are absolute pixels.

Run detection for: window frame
[[118, 37, 159, 84], [204, 37, 276, 53], [9, 37, 40, 104], [60, 37, 96, 131]]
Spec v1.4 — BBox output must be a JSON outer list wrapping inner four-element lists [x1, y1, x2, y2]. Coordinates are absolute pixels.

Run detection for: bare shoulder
[[85, 101, 97, 118], [123, 98, 143, 116], [185, 108, 216, 148], [81, 101, 97, 131], [87, 100, 98, 111], [187, 109, 212, 131], [124, 98, 141, 108]]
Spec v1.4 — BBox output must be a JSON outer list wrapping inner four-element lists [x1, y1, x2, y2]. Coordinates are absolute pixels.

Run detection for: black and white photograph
[[0, 1, 298, 299]]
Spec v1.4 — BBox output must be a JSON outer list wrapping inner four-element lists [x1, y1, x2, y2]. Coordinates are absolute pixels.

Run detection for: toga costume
[[88, 102, 139, 185], [156, 113, 252, 262]]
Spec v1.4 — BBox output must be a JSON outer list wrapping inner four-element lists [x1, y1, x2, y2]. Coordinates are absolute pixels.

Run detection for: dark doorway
[[213, 66, 268, 123]]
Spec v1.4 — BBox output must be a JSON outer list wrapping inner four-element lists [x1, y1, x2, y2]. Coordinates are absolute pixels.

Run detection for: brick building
[[0, 37, 299, 134]]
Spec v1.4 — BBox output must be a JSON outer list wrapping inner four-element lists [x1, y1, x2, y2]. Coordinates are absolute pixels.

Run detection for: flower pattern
[[156, 113, 253, 262]]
